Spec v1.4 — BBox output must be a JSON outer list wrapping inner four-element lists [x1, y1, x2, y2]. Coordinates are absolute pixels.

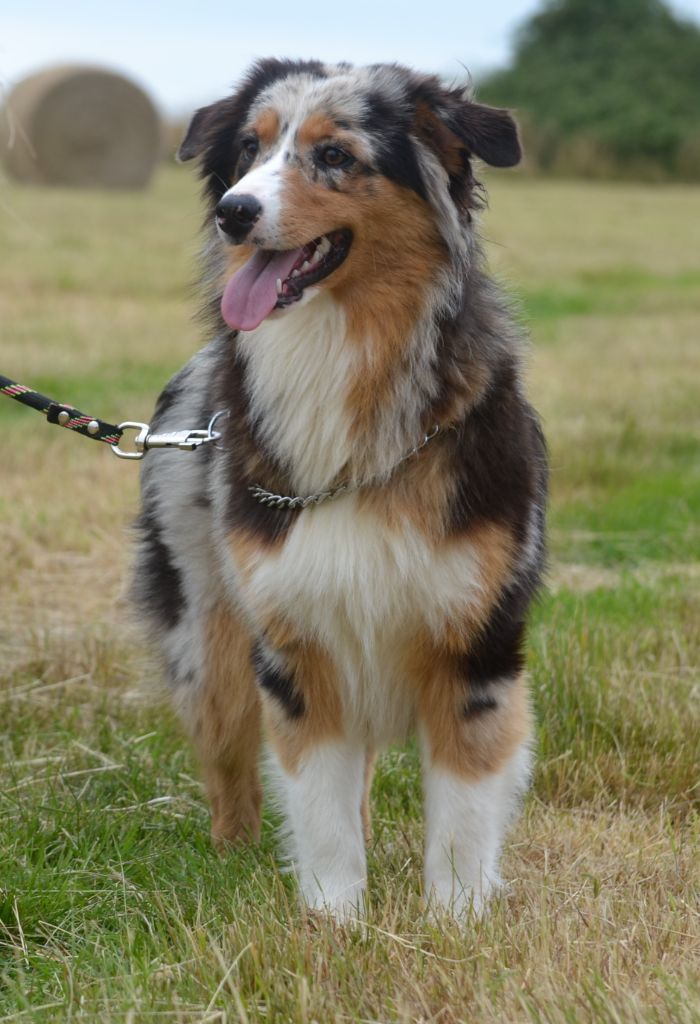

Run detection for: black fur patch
[[217, 348, 300, 544], [251, 642, 305, 718], [464, 692, 498, 717], [196, 58, 328, 206], [133, 510, 185, 628], [459, 573, 538, 690], [446, 361, 548, 542], [361, 92, 427, 199]]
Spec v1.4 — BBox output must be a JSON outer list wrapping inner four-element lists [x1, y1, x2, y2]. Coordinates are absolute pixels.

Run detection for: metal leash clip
[[112, 411, 226, 460]]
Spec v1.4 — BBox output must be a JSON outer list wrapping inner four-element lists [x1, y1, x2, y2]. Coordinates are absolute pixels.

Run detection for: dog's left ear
[[177, 100, 228, 162], [413, 86, 522, 172]]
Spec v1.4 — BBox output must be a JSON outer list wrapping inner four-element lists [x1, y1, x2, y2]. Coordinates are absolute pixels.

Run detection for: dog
[[133, 58, 547, 920]]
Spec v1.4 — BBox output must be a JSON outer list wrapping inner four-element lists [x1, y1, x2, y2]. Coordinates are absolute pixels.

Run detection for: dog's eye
[[239, 137, 259, 164], [318, 145, 354, 169]]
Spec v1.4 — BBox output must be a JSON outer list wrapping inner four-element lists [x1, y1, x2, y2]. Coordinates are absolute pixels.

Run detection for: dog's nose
[[215, 194, 262, 240]]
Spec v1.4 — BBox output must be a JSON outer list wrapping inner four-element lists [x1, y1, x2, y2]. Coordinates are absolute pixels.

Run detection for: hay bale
[[1, 65, 161, 188]]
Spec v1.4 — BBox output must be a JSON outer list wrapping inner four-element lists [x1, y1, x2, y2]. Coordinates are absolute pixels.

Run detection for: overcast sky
[[3, 0, 700, 116]]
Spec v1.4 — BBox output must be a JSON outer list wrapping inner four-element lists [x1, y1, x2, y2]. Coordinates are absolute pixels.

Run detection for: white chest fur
[[237, 292, 356, 494], [237, 495, 488, 744]]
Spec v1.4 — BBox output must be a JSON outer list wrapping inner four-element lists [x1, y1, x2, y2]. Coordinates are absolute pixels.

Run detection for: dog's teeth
[[320, 237, 331, 255], [291, 269, 300, 278], [276, 278, 282, 295], [301, 260, 311, 272], [311, 249, 322, 263]]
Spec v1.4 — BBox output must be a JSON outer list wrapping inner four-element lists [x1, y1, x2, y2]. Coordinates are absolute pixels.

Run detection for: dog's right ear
[[177, 101, 227, 162]]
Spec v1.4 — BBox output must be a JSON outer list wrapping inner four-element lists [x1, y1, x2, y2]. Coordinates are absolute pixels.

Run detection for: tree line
[[479, 0, 700, 180]]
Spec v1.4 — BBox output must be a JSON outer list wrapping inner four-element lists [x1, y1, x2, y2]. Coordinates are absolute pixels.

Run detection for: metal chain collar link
[[247, 424, 441, 509]]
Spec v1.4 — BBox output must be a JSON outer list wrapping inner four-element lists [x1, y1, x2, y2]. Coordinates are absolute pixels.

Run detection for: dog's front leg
[[272, 737, 368, 919], [418, 672, 533, 918], [255, 639, 367, 919]]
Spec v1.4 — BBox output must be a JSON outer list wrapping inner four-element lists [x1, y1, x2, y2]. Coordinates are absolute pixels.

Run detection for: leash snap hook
[[146, 428, 217, 452], [112, 421, 150, 460], [112, 422, 225, 459]]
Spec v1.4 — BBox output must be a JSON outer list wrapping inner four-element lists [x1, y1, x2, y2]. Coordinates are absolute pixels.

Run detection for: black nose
[[215, 193, 262, 240]]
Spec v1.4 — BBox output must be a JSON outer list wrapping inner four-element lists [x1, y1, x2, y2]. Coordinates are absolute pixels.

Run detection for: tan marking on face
[[417, 662, 532, 779], [338, 179, 446, 444], [279, 169, 444, 333], [296, 112, 339, 148], [259, 632, 343, 774], [191, 607, 262, 847], [277, 168, 448, 436], [253, 107, 280, 147]]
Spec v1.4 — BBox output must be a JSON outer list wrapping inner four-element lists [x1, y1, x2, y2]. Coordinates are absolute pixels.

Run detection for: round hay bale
[[1, 65, 161, 188]]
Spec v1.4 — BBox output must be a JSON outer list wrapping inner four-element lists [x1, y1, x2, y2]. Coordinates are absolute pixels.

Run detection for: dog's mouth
[[221, 229, 352, 332]]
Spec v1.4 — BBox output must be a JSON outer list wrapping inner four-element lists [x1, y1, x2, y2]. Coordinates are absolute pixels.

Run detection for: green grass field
[[1, 167, 699, 1023]]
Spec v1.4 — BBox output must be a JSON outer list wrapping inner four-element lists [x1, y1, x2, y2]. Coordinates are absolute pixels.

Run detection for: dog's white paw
[[302, 879, 366, 925], [425, 873, 501, 922]]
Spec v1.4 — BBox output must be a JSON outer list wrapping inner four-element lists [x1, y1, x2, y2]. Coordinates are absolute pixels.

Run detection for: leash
[[0, 373, 223, 460], [1, 371, 440, 507]]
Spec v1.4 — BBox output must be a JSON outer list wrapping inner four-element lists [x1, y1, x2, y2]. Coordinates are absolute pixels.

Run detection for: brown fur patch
[[399, 519, 524, 778], [192, 607, 262, 848], [277, 168, 448, 450], [361, 432, 457, 541], [260, 633, 343, 774], [414, 101, 465, 178], [336, 179, 445, 420], [417, 666, 531, 779], [440, 521, 516, 647], [260, 613, 304, 652], [228, 527, 286, 584], [296, 112, 339, 148], [253, 107, 280, 147]]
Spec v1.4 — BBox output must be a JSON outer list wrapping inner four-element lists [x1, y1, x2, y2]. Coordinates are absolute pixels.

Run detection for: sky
[[3, 0, 700, 117]]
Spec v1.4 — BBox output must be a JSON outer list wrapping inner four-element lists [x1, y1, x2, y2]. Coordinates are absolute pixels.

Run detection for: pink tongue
[[221, 247, 304, 331]]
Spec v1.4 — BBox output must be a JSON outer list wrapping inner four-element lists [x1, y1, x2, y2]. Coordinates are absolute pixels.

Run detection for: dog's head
[[179, 59, 521, 333]]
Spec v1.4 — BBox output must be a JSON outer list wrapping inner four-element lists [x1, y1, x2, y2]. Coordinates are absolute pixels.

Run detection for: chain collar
[[248, 424, 441, 510]]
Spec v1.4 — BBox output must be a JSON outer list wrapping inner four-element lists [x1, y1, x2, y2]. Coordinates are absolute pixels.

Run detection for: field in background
[[0, 168, 699, 1023]]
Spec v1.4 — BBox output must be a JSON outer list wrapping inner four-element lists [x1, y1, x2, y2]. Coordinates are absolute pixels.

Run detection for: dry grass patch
[[1, 169, 698, 1021]]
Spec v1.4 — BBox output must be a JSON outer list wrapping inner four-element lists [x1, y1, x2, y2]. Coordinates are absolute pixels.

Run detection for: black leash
[[0, 373, 122, 446], [0, 373, 224, 459]]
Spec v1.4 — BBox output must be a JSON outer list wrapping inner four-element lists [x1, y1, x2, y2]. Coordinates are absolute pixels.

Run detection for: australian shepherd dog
[[133, 58, 547, 920]]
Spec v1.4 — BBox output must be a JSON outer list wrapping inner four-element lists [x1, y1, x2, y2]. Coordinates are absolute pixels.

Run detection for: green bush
[[480, 0, 700, 180]]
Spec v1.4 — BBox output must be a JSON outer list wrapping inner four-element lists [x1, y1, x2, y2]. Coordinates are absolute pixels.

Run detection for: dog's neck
[[214, 238, 520, 496], [235, 292, 357, 493], [233, 275, 469, 494]]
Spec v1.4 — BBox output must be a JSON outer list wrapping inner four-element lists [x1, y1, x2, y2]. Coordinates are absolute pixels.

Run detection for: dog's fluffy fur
[[133, 59, 547, 919]]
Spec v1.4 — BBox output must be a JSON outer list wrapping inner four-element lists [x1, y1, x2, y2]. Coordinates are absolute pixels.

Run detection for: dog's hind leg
[[187, 607, 263, 850]]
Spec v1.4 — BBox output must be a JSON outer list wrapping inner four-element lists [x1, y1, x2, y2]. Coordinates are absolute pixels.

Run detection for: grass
[[0, 167, 699, 1023]]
